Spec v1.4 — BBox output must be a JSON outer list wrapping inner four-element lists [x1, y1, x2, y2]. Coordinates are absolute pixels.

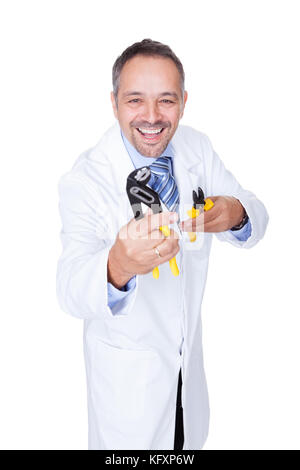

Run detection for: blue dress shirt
[[107, 129, 252, 309]]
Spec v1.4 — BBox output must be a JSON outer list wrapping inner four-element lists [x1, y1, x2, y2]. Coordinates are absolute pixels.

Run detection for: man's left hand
[[179, 196, 245, 233]]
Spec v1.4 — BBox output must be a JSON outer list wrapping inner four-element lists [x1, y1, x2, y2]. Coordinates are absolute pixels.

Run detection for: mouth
[[135, 127, 166, 142]]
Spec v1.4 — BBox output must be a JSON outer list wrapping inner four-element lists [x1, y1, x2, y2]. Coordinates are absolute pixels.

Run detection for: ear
[[180, 90, 188, 119], [110, 91, 118, 119]]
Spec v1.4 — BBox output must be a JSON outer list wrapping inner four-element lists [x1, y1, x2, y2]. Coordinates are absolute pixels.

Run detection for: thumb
[[206, 196, 218, 203], [145, 206, 153, 215]]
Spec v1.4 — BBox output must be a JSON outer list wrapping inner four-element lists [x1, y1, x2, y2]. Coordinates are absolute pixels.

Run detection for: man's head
[[111, 39, 188, 158]]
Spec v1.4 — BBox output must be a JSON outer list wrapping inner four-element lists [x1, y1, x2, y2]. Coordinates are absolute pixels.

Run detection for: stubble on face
[[129, 122, 173, 158]]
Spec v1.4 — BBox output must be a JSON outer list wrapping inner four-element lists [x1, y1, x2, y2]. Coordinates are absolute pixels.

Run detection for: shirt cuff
[[107, 276, 136, 309], [230, 219, 252, 241]]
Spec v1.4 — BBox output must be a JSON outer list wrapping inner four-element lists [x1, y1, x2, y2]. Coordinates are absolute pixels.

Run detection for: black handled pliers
[[126, 166, 179, 278]]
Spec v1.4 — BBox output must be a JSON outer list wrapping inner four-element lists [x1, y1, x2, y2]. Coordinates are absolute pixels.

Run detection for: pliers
[[126, 166, 179, 279], [187, 187, 214, 242]]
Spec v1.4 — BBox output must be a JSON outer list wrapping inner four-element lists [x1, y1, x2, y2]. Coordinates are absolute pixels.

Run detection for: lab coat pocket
[[92, 338, 157, 426]]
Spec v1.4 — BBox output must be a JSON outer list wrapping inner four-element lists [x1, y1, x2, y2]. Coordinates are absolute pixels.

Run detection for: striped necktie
[[148, 156, 180, 213]]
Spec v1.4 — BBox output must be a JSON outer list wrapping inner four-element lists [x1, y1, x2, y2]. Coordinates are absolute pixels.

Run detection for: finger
[[151, 236, 179, 259], [139, 211, 179, 236], [147, 228, 166, 244], [179, 208, 221, 232], [206, 196, 218, 203], [167, 228, 180, 239], [127, 206, 153, 231], [143, 228, 179, 252], [179, 212, 204, 232], [154, 242, 180, 267], [202, 214, 229, 232], [203, 204, 221, 224]]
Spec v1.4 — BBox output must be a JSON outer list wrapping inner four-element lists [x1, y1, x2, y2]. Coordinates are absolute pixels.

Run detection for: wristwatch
[[230, 209, 249, 231]]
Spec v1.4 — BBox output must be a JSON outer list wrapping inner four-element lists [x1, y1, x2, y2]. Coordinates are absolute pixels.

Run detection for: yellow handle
[[152, 266, 159, 279], [204, 198, 214, 211], [187, 198, 214, 242], [160, 224, 171, 237], [187, 207, 200, 242], [187, 232, 197, 242], [169, 257, 179, 276], [152, 224, 179, 278]]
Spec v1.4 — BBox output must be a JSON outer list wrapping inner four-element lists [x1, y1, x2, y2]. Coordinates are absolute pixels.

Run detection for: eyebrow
[[122, 91, 179, 100]]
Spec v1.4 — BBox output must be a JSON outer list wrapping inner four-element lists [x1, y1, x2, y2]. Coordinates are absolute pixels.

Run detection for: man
[[56, 39, 268, 450]]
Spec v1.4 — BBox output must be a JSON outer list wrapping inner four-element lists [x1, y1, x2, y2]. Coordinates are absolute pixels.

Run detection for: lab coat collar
[[90, 121, 204, 222], [95, 120, 202, 169]]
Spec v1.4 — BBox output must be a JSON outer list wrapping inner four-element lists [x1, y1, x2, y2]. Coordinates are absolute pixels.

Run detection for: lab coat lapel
[[102, 121, 135, 196], [171, 128, 205, 225], [98, 121, 136, 225], [101, 122, 205, 225]]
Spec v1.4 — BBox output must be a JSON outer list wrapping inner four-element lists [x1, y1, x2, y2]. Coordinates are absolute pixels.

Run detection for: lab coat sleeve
[[204, 136, 269, 248], [56, 174, 138, 320]]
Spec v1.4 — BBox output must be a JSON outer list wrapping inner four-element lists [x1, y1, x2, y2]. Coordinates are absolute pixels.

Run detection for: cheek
[[117, 107, 136, 125], [166, 108, 182, 125], [127, 112, 140, 127]]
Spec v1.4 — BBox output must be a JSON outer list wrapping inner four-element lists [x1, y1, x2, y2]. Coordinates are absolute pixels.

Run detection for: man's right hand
[[107, 209, 180, 289]]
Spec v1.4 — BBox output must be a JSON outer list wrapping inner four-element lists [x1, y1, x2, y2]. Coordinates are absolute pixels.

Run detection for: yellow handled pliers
[[187, 187, 214, 242]]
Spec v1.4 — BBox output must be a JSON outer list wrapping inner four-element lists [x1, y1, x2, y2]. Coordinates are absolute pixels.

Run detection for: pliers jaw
[[192, 187, 205, 211], [126, 166, 163, 220]]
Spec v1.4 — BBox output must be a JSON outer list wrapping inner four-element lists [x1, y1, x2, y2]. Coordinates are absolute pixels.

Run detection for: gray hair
[[112, 39, 185, 106]]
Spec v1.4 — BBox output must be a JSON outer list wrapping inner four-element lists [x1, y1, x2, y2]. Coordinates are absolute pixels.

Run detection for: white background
[[0, 0, 299, 450]]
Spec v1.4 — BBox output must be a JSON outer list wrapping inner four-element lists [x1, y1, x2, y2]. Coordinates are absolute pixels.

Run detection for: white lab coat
[[56, 121, 268, 450]]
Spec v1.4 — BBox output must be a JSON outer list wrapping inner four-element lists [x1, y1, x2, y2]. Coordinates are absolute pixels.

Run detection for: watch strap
[[230, 211, 249, 231]]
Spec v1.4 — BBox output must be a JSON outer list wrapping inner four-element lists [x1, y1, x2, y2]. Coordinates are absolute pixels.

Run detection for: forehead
[[119, 55, 181, 93]]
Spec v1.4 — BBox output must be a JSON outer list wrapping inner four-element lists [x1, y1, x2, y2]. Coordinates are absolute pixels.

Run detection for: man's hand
[[179, 196, 245, 233], [107, 209, 180, 289]]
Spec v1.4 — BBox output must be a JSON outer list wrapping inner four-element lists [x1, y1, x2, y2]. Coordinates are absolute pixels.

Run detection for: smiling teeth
[[138, 128, 162, 134]]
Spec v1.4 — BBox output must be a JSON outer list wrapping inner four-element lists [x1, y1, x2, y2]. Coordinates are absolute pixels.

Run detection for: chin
[[131, 128, 173, 158], [135, 142, 167, 158]]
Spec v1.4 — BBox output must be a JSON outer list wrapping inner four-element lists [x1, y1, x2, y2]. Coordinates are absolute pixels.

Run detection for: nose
[[141, 101, 162, 124]]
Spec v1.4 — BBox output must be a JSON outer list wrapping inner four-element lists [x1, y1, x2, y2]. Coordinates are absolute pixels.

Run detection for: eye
[[128, 99, 141, 103], [160, 99, 174, 104]]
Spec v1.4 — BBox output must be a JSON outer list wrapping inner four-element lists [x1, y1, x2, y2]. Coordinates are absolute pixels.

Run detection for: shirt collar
[[120, 129, 174, 167]]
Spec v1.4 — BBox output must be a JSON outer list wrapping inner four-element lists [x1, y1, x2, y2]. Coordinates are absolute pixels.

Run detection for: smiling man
[[111, 53, 187, 158], [56, 39, 269, 450]]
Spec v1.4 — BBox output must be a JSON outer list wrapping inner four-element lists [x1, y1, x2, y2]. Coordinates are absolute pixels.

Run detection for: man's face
[[111, 55, 188, 158]]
